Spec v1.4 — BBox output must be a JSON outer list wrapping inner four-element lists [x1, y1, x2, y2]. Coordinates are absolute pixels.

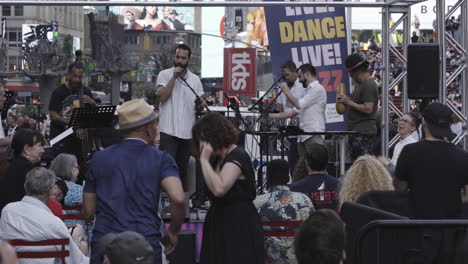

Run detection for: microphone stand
[[248, 73, 284, 112], [223, 93, 251, 131], [178, 74, 211, 119]]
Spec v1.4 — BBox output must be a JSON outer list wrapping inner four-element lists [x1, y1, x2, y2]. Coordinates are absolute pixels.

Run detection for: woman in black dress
[[192, 112, 264, 264]]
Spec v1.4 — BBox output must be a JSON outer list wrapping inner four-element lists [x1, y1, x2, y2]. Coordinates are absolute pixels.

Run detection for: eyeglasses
[[397, 118, 414, 125]]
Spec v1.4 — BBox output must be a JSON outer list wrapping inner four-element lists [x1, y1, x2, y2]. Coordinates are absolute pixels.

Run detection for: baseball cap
[[422, 102, 453, 139], [101, 231, 154, 264]]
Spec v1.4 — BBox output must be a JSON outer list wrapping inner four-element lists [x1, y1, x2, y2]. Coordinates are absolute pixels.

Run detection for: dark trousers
[[287, 137, 299, 176], [160, 132, 192, 190], [349, 134, 375, 162]]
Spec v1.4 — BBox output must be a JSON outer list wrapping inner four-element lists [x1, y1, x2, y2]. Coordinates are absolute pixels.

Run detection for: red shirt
[[48, 198, 63, 217]]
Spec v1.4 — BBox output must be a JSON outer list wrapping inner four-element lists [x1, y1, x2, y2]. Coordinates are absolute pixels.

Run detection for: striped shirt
[[157, 67, 204, 139]]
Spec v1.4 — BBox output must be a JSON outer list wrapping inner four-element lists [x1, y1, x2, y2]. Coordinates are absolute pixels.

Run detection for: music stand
[[69, 106, 116, 129]]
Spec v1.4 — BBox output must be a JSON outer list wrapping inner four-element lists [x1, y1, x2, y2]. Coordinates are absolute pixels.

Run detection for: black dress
[[200, 147, 265, 264]]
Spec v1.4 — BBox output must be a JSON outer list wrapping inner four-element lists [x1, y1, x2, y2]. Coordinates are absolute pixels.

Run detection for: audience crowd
[[1, 39, 468, 264]]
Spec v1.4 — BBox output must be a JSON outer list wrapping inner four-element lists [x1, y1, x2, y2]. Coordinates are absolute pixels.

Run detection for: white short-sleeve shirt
[[157, 68, 204, 139]]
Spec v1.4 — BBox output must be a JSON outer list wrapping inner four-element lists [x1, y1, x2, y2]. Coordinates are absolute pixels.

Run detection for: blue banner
[[265, 1, 350, 131]]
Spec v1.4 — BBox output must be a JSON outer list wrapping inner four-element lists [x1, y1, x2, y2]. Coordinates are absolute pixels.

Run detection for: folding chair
[[9, 238, 70, 264], [262, 221, 303, 237]]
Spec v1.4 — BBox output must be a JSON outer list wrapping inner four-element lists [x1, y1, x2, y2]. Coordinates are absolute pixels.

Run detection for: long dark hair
[[140, 6, 158, 19]]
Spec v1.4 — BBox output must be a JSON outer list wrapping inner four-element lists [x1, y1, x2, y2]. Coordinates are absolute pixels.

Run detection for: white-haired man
[[0, 167, 89, 264]]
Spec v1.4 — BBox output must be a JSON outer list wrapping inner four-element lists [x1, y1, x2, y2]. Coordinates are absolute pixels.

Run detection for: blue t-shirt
[[84, 139, 179, 246], [290, 173, 340, 211]]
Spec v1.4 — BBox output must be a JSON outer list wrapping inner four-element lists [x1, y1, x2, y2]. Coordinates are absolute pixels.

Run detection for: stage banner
[[223, 48, 257, 100], [265, 1, 350, 131]]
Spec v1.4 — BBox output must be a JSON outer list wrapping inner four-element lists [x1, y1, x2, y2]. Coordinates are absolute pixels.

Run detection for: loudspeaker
[[407, 44, 440, 99], [166, 230, 196, 264]]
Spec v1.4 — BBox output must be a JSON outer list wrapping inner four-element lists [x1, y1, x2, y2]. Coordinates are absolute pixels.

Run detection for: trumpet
[[336, 83, 346, 115]]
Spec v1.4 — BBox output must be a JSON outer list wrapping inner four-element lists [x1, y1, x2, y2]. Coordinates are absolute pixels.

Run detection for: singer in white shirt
[[269, 63, 327, 157], [156, 44, 203, 189], [275, 60, 306, 173]]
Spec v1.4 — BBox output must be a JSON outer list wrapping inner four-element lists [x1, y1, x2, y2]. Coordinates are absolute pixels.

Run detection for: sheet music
[[49, 127, 74, 146]]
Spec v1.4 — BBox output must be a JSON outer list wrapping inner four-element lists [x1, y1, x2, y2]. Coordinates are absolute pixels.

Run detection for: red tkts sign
[[223, 48, 256, 98]]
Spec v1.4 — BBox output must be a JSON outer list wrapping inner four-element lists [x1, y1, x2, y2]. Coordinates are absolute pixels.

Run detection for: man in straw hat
[[83, 99, 186, 264], [121, 7, 142, 30], [337, 53, 379, 161]]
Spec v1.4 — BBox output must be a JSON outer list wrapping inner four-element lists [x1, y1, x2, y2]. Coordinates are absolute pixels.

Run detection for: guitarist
[[49, 63, 96, 181]]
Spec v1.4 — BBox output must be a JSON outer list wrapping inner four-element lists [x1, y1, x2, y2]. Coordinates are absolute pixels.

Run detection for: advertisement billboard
[[110, 6, 194, 31], [265, 1, 350, 131], [226, 7, 269, 49]]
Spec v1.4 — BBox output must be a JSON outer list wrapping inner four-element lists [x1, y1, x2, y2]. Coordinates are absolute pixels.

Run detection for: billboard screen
[[110, 6, 195, 31]]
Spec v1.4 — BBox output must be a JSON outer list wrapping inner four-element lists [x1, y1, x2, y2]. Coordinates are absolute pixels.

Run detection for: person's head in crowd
[[0, 240, 18, 264], [24, 167, 56, 205], [346, 53, 370, 84], [398, 112, 420, 140], [101, 231, 154, 264], [11, 128, 44, 163], [297, 63, 317, 88], [117, 99, 159, 145], [6, 115, 16, 126], [15, 116, 24, 127], [50, 153, 80, 183], [294, 209, 345, 264], [0, 83, 6, 109], [192, 112, 239, 158], [266, 159, 290, 189], [304, 143, 329, 174], [67, 63, 84, 90], [292, 143, 328, 182], [339, 155, 393, 206], [52, 178, 69, 204], [422, 102, 453, 140], [452, 109, 462, 124], [173, 44, 192, 72], [280, 60, 298, 87]]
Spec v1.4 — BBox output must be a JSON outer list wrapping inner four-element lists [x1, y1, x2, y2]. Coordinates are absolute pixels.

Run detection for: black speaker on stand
[[407, 44, 440, 99]]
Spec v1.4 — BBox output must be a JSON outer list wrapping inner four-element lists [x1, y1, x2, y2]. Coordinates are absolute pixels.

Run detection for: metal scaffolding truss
[[1, 0, 464, 155]]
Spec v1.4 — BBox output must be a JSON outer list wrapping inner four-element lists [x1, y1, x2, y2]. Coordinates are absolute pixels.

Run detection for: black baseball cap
[[101, 231, 154, 264], [423, 103, 453, 139]]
